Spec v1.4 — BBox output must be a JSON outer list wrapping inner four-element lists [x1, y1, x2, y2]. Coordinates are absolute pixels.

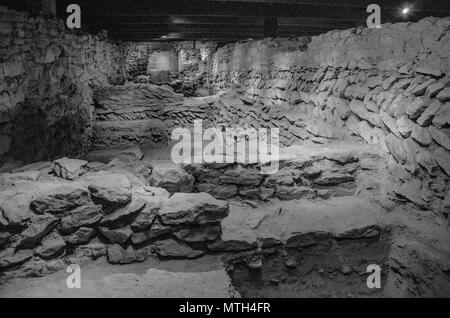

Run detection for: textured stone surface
[[99, 226, 133, 244], [155, 239, 204, 259], [30, 185, 91, 215], [0, 6, 125, 163], [149, 162, 195, 193], [51, 158, 88, 180], [17, 214, 59, 249], [131, 220, 171, 245], [159, 193, 229, 226], [107, 244, 149, 264], [65, 227, 96, 245], [99, 198, 146, 229], [88, 183, 131, 215], [35, 231, 66, 260], [59, 203, 103, 235]]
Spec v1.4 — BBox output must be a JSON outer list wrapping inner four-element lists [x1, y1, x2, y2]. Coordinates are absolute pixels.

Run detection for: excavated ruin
[[0, 5, 450, 298]]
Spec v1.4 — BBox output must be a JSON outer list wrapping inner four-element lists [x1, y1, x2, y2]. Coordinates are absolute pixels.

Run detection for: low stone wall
[[209, 18, 450, 215], [92, 84, 220, 149], [0, 6, 125, 164]]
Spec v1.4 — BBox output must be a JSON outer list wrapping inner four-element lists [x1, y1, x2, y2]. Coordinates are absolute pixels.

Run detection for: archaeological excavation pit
[[1, 0, 450, 300]]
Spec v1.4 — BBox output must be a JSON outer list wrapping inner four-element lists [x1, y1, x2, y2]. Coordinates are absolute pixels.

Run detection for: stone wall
[[92, 84, 220, 149], [123, 41, 217, 96], [0, 6, 125, 165], [123, 42, 149, 81], [209, 18, 450, 215]]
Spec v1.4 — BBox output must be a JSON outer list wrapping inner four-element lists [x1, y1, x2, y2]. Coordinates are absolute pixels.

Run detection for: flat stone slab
[[210, 196, 386, 251]]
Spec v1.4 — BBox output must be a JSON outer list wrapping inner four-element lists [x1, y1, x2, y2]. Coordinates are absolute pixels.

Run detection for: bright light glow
[[402, 7, 411, 15]]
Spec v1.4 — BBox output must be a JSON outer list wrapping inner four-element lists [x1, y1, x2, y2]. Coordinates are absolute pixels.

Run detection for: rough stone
[[276, 186, 316, 200], [59, 204, 103, 235], [436, 87, 450, 102], [264, 170, 294, 187], [349, 99, 383, 127], [30, 185, 91, 215], [73, 243, 107, 259], [129, 200, 159, 232], [380, 110, 401, 137], [417, 100, 442, 126], [66, 227, 96, 245], [173, 224, 221, 243], [393, 183, 428, 209], [0, 249, 33, 270], [35, 231, 66, 260], [88, 184, 131, 214], [51, 157, 88, 180], [17, 214, 59, 249], [131, 220, 171, 245], [159, 192, 229, 226], [432, 103, 450, 128], [149, 162, 195, 193], [155, 239, 204, 259], [411, 125, 433, 146], [107, 244, 149, 264], [196, 183, 238, 199], [218, 167, 264, 186], [99, 226, 133, 244], [406, 97, 427, 119], [429, 126, 450, 150], [433, 148, 450, 176], [100, 197, 146, 229], [396, 116, 415, 138]]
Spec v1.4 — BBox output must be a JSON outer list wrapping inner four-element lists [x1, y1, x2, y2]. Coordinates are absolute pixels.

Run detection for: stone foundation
[[208, 18, 450, 215]]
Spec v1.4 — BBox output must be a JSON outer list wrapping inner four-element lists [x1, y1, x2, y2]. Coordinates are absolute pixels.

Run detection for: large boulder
[[159, 193, 229, 226], [149, 162, 195, 193], [51, 157, 88, 180]]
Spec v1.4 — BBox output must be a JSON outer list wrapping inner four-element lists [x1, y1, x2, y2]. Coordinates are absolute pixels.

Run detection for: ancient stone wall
[[0, 6, 125, 165], [123, 42, 149, 81], [209, 18, 450, 215], [92, 84, 220, 149]]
